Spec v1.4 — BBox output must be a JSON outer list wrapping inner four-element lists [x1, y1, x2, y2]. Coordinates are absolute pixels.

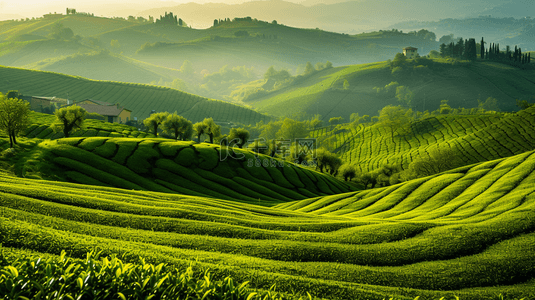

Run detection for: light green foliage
[[54, 105, 87, 138], [228, 127, 250, 148], [406, 147, 466, 179], [478, 97, 500, 111], [378, 105, 413, 138], [395, 86, 414, 107], [143, 112, 169, 136], [315, 148, 342, 175], [339, 164, 357, 181], [303, 61, 315, 75], [202, 118, 221, 144], [328, 117, 344, 126], [180, 60, 194, 75], [439, 100, 452, 114], [0, 251, 290, 300], [276, 118, 308, 141], [0, 93, 30, 148], [161, 113, 193, 140]]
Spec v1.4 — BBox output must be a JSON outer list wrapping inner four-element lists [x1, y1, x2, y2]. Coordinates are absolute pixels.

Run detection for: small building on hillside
[[28, 96, 67, 113], [403, 47, 418, 59], [76, 103, 132, 123], [76, 99, 116, 106]]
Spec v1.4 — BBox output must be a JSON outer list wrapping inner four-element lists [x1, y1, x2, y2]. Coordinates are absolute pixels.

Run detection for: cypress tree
[[480, 37, 485, 59], [529, 53, 531, 63]]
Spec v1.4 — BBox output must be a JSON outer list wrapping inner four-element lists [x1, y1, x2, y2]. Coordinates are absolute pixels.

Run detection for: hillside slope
[[0, 15, 438, 72], [0, 66, 270, 122], [310, 106, 535, 173], [246, 59, 535, 120], [11, 137, 354, 205], [0, 150, 534, 299]]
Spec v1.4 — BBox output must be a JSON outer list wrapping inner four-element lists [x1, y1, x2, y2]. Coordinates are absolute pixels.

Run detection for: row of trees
[[479, 37, 531, 64], [155, 12, 185, 26], [439, 38, 478, 60], [439, 36, 531, 65]]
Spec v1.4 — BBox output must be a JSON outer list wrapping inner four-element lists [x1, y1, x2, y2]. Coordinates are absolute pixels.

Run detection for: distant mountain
[[480, 0, 535, 18], [390, 16, 535, 50], [138, 0, 504, 33]]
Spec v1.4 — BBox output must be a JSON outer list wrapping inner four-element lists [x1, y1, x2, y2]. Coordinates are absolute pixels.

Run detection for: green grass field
[[0, 65, 271, 122], [0, 148, 534, 299]]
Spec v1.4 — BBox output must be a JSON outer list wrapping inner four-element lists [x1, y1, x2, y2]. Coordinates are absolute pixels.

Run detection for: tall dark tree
[[480, 37, 485, 59], [439, 43, 447, 57], [455, 38, 464, 58]]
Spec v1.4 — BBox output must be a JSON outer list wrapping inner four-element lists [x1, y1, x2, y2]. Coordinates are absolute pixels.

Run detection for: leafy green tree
[[407, 147, 464, 178], [6, 90, 20, 99], [201, 118, 221, 143], [378, 105, 413, 140], [339, 164, 357, 181], [180, 60, 194, 75], [516, 98, 535, 110], [391, 53, 407, 68], [439, 100, 452, 114], [328, 117, 344, 126], [478, 97, 500, 112], [193, 121, 207, 143], [0, 93, 30, 148], [228, 127, 250, 148], [308, 116, 323, 129], [395, 86, 414, 107], [304, 62, 315, 75], [259, 120, 282, 141], [143, 112, 169, 136], [315, 148, 341, 175], [349, 113, 360, 123], [162, 113, 192, 140], [54, 105, 87, 138], [276, 118, 308, 141]]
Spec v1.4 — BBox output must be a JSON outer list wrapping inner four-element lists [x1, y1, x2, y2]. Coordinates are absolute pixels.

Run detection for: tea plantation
[[310, 106, 535, 173], [0, 65, 271, 122], [0, 149, 534, 299]]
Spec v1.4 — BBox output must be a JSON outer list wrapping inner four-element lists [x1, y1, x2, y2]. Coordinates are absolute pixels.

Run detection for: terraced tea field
[[23, 111, 156, 140], [310, 106, 535, 173], [16, 137, 354, 204], [1, 149, 535, 299], [0, 66, 271, 122]]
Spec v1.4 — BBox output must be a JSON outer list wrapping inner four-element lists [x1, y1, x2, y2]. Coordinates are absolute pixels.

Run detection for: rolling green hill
[[0, 149, 534, 299], [245, 59, 535, 121], [309, 105, 535, 174], [0, 14, 438, 76], [4, 136, 354, 205], [0, 65, 270, 122], [23, 50, 181, 85]]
